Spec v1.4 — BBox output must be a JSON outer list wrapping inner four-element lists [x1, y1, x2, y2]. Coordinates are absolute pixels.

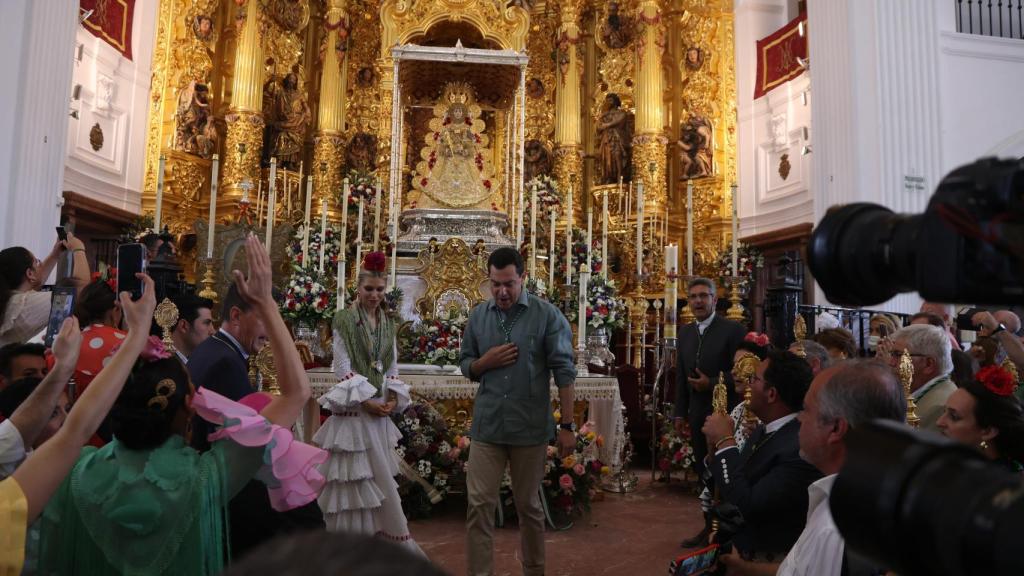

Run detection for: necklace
[[496, 305, 525, 344], [357, 305, 386, 374]]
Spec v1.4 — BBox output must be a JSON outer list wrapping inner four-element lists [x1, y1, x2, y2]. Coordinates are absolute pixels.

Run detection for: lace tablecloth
[[303, 367, 625, 469]]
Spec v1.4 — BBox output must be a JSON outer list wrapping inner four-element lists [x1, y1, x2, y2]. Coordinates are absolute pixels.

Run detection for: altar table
[[302, 367, 626, 470]]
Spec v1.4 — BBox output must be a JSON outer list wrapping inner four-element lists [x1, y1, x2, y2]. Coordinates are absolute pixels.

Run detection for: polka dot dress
[[74, 324, 128, 398]]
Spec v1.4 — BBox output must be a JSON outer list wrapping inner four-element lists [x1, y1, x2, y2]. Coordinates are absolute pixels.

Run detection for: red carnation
[[976, 365, 1017, 397], [362, 251, 387, 272]]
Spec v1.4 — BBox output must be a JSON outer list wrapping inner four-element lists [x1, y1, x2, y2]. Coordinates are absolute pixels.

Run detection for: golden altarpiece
[[141, 0, 738, 337]]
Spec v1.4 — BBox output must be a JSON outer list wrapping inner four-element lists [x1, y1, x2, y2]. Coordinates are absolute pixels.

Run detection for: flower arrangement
[[977, 365, 1017, 396], [288, 224, 343, 272], [540, 414, 608, 518], [716, 243, 764, 292], [656, 402, 696, 476], [280, 270, 334, 323], [563, 274, 628, 333], [344, 169, 378, 203], [400, 316, 466, 366], [524, 175, 563, 211], [392, 400, 467, 519], [554, 228, 604, 280], [90, 263, 118, 292]]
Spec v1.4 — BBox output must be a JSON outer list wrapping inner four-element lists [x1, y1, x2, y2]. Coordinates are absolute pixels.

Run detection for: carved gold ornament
[[155, 297, 181, 351], [89, 123, 104, 151], [414, 238, 489, 321]]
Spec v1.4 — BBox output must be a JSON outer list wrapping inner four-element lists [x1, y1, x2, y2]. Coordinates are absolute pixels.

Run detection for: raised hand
[[233, 234, 275, 310], [50, 316, 82, 371], [119, 274, 156, 334]]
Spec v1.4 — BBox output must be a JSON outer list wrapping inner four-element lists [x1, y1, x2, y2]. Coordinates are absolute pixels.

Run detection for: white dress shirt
[[697, 311, 716, 335], [777, 474, 844, 576], [0, 419, 27, 479], [0, 290, 51, 347], [715, 412, 798, 457]]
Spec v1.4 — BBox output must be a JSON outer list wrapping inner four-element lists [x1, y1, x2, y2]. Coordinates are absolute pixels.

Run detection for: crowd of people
[[0, 226, 1022, 576]]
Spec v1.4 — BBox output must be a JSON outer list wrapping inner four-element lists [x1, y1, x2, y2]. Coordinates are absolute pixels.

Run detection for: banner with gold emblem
[[80, 0, 136, 61], [753, 14, 808, 100]]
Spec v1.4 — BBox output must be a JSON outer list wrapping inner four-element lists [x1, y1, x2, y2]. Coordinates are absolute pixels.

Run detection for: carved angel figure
[[678, 114, 713, 179], [261, 72, 311, 170], [523, 139, 552, 184], [174, 81, 217, 159]]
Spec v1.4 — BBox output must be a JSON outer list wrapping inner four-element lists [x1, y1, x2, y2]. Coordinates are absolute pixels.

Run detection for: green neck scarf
[[334, 306, 396, 393]]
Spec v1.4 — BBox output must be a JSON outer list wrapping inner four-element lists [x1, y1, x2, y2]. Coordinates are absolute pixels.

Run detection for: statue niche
[[346, 132, 378, 174], [412, 82, 497, 210], [523, 139, 552, 184], [678, 115, 713, 179], [596, 93, 634, 184], [600, 1, 632, 50], [174, 81, 217, 159], [261, 70, 311, 170]]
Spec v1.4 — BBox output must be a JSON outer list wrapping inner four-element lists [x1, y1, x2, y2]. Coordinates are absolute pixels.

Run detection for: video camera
[[832, 421, 1024, 576], [808, 157, 1024, 306]]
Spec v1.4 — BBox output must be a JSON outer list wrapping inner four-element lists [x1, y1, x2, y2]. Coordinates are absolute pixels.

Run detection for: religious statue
[[345, 132, 377, 174], [261, 71, 311, 170], [174, 81, 217, 159], [523, 139, 552, 184], [596, 93, 633, 185], [600, 2, 632, 49], [678, 115, 713, 179], [412, 82, 496, 210], [684, 46, 705, 71]]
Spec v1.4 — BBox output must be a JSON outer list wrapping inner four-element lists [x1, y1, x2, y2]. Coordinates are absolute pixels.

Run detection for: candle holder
[[198, 257, 218, 302], [575, 344, 590, 377], [899, 349, 921, 428], [725, 275, 746, 323], [679, 275, 696, 326], [648, 335, 676, 482]]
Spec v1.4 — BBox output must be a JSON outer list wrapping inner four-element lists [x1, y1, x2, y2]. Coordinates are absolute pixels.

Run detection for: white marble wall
[[0, 0, 78, 257], [64, 0, 159, 215]]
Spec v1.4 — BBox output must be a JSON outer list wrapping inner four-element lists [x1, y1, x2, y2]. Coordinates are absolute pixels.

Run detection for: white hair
[[892, 324, 953, 376]]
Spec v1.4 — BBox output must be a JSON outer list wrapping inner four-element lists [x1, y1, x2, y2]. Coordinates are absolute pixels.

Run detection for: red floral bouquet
[[540, 415, 608, 519], [400, 316, 466, 367], [977, 365, 1017, 397]]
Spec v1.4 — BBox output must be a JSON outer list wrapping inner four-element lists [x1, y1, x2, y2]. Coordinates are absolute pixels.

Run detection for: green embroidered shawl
[[333, 307, 396, 393]]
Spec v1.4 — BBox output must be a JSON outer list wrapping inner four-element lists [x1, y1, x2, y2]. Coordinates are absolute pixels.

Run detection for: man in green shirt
[[460, 247, 576, 576]]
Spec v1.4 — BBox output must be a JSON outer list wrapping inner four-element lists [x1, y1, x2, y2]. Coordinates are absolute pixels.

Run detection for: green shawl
[[333, 307, 396, 393]]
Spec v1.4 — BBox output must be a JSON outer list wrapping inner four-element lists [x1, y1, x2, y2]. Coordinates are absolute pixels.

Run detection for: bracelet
[[72, 248, 86, 253], [714, 435, 736, 450]]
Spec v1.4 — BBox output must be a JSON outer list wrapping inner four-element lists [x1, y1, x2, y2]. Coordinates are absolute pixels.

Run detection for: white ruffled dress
[[313, 335, 425, 556]]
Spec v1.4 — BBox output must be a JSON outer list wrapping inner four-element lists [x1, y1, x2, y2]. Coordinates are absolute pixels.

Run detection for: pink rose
[[579, 422, 593, 435], [573, 463, 585, 476], [447, 448, 461, 461], [559, 474, 574, 492], [457, 436, 471, 450], [546, 445, 558, 458]]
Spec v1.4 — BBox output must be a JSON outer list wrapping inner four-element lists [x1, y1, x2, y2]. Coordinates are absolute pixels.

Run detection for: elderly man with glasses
[[885, 324, 955, 430]]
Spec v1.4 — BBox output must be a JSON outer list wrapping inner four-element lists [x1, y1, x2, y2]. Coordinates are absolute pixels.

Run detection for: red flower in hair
[[744, 332, 770, 347], [363, 251, 387, 272], [976, 365, 1017, 397]]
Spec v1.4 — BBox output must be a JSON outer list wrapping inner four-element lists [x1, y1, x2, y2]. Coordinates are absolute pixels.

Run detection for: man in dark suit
[[188, 282, 324, 557], [702, 350, 822, 560], [673, 277, 745, 474]]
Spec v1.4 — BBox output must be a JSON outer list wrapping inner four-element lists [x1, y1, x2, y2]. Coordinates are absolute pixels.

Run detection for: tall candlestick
[[336, 259, 347, 311], [255, 180, 263, 227], [664, 244, 679, 339], [731, 183, 739, 274], [155, 155, 166, 233], [265, 158, 277, 247], [625, 181, 632, 233], [586, 204, 593, 272], [340, 179, 350, 253], [517, 184, 525, 249], [578, 271, 589, 349], [373, 179, 382, 250], [355, 197, 365, 285], [302, 175, 313, 267], [206, 154, 219, 259], [318, 199, 328, 273], [602, 188, 609, 279], [686, 179, 694, 274], [529, 185, 538, 279], [284, 171, 290, 216], [565, 184, 573, 286], [636, 181, 645, 278], [548, 208, 556, 288]]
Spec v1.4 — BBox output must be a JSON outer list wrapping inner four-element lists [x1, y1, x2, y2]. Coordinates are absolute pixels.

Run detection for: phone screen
[[44, 287, 76, 348], [56, 226, 68, 242], [671, 544, 720, 576], [116, 243, 146, 299]]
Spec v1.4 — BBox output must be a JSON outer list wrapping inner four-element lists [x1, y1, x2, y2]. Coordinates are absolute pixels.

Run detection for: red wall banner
[[753, 14, 808, 100], [80, 0, 135, 61]]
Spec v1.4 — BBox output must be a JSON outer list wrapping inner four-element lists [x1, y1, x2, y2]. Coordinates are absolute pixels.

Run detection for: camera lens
[[832, 421, 1024, 576], [808, 203, 921, 306]]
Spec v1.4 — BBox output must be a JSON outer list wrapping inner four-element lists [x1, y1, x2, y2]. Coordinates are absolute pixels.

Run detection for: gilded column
[[553, 0, 583, 225], [633, 0, 668, 293], [313, 0, 350, 218], [222, 0, 265, 202]]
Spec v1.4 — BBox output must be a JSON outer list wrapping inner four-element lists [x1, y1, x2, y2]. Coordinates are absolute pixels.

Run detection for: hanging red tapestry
[[80, 0, 135, 61], [753, 14, 808, 100]]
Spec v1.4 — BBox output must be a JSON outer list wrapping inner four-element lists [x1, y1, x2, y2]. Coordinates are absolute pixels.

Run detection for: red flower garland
[[363, 251, 387, 272], [744, 332, 770, 347], [976, 365, 1017, 397]]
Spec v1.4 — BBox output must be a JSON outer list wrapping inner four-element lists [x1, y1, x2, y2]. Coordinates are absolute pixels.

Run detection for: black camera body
[[809, 157, 1024, 306]]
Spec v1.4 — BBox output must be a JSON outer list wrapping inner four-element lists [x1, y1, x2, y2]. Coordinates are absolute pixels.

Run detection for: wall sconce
[[798, 21, 806, 37], [802, 126, 809, 141], [801, 90, 808, 106], [72, 85, 82, 100], [796, 56, 809, 70], [801, 145, 812, 156]]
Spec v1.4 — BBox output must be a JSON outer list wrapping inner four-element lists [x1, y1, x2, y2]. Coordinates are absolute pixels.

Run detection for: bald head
[[993, 310, 1021, 333]]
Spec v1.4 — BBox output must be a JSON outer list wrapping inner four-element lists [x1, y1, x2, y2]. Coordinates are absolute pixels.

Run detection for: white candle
[[265, 158, 277, 247], [373, 179, 382, 250], [731, 183, 739, 274], [155, 155, 166, 233], [529, 185, 538, 279], [255, 180, 263, 227], [302, 175, 313, 268], [355, 196, 365, 284], [206, 154, 219, 259], [602, 188, 609, 279], [586, 204, 593, 272], [577, 271, 588, 349], [664, 244, 679, 339], [318, 198, 328, 273], [390, 177, 401, 290], [285, 170, 291, 216], [548, 208, 556, 289], [686, 179, 694, 274], [565, 184, 573, 286], [336, 259, 347, 311], [636, 181, 644, 277], [340, 179, 350, 253], [517, 184, 525, 249]]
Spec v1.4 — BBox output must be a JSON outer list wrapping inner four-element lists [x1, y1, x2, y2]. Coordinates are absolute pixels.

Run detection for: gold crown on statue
[[442, 81, 474, 105]]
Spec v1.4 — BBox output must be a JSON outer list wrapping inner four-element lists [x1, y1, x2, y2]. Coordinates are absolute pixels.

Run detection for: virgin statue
[[412, 83, 497, 210]]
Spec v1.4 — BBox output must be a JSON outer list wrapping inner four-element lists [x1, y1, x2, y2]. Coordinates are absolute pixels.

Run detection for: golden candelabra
[[709, 370, 729, 537], [679, 275, 696, 326], [733, 352, 761, 430], [154, 298, 180, 352], [198, 258, 218, 302], [791, 310, 808, 357], [724, 276, 746, 323], [899, 349, 921, 428]]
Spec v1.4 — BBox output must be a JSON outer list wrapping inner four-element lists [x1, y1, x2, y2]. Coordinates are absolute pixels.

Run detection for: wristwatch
[[559, 421, 577, 432], [991, 323, 1007, 335]]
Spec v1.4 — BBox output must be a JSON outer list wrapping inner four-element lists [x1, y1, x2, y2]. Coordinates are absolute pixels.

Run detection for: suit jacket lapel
[[213, 332, 247, 363]]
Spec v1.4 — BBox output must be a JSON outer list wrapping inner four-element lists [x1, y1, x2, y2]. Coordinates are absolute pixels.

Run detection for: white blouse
[[0, 291, 51, 347]]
